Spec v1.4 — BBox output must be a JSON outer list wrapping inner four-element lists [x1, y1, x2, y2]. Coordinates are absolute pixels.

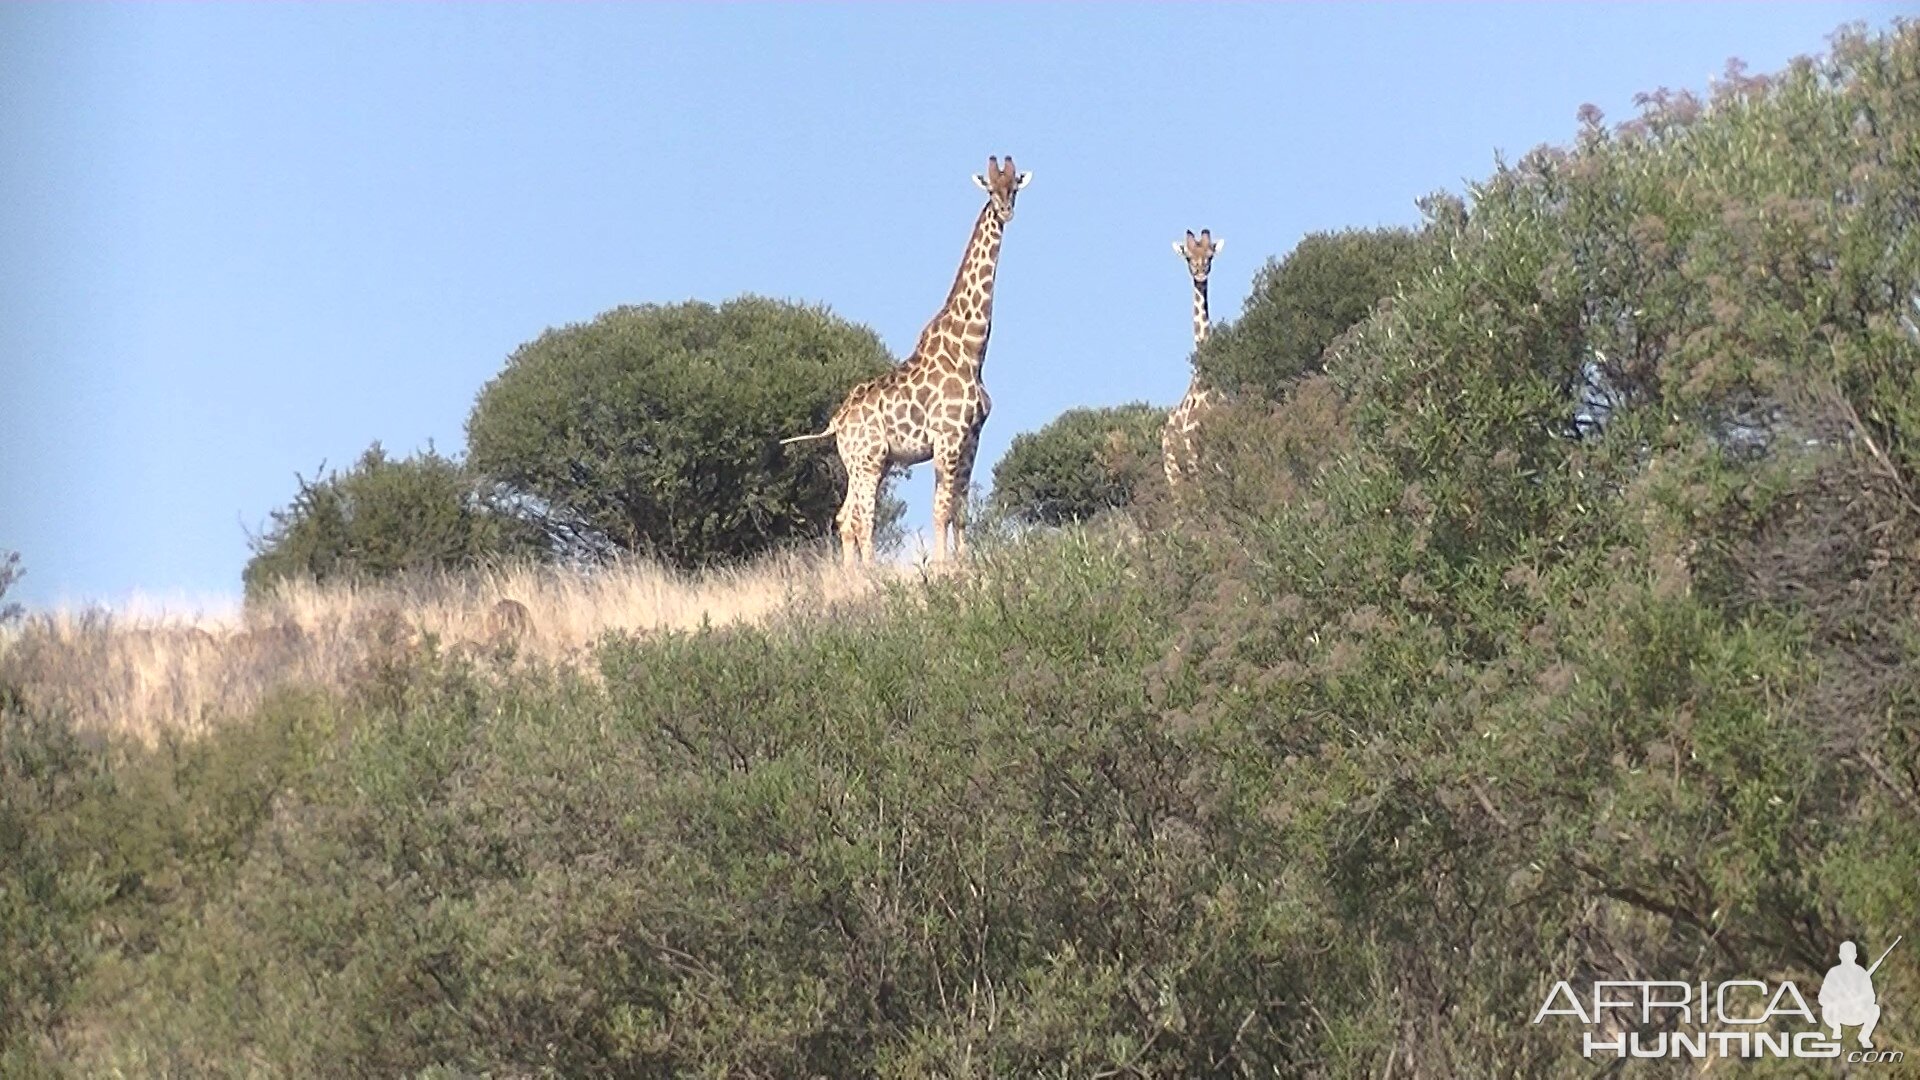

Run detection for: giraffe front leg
[[949, 438, 980, 557], [930, 486, 950, 565], [930, 441, 975, 562], [930, 454, 956, 563]]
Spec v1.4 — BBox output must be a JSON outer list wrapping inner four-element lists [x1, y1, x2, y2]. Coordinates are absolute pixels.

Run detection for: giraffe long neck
[[1184, 275, 1211, 395], [1191, 275, 1210, 350], [922, 203, 1005, 374]]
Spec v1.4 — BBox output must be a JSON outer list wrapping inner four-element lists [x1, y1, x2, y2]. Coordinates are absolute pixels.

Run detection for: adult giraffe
[[784, 155, 1031, 564], [1162, 228, 1224, 489]]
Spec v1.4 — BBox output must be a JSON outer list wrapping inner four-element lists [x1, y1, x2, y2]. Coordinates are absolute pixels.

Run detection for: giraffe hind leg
[[840, 464, 883, 566], [930, 492, 948, 563]]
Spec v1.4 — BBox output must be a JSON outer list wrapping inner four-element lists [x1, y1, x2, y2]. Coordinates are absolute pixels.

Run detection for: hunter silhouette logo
[[1820, 937, 1899, 1049], [1532, 935, 1904, 1064]]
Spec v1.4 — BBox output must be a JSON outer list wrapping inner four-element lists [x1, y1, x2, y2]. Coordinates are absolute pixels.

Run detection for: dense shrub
[[1161, 22, 1920, 1071], [1194, 226, 1430, 401], [0, 685, 335, 1073], [466, 296, 903, 571], [0, 706, 109, 1073], [243, 445, 542, 596], [990, 403, 1166, 525]]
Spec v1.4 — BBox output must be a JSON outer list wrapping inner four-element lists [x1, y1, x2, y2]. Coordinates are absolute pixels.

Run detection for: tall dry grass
[[0, 551, 903, 745]]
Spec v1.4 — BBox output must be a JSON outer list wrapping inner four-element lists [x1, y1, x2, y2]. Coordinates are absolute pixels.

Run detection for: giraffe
[[1162, 228, 1224, 489], [783, 155, 1031, 565]]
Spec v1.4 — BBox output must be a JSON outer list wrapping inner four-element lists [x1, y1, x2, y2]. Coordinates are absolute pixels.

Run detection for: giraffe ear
[[972, 174, 992, 191], [1210, 237, 1225, 254], [1014, 171, 1032, 190], [1172, 241, 1188, 257]]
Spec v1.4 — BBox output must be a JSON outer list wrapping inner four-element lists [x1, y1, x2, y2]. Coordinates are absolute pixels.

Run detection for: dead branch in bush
[[1858, 749, 1920, 815], [1822, 380, 1920, 518]]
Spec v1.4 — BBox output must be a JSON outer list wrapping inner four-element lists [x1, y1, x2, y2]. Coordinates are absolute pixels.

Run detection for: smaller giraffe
[[1163, 228, 1225, 488], [783, 156, 1030, 565]]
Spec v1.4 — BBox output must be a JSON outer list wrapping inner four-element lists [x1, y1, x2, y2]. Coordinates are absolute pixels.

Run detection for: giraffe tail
[[779, 428, 837, 447]]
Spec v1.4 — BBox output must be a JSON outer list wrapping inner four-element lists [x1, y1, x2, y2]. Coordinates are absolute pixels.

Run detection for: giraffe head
[[1174, 229, 1225, 282], [971, 155, 1032, 224]]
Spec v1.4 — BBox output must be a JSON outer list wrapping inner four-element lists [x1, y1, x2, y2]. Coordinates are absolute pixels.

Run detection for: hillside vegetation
[[5, 25, 1919, 1075]]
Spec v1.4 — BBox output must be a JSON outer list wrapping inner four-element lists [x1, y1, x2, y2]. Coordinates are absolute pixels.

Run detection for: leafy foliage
[[1195, 226, 1430, 401], [0, 552, 21, 624], [244, 445, 541, 596], [466, 297, 902, 570], [990, 403, 1166, 525]]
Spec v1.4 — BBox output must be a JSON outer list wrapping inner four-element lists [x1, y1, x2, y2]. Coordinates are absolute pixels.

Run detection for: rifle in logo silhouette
[[1867, 936, 1901, 978]]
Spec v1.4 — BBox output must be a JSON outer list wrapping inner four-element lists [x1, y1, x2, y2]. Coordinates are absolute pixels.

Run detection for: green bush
[[1195, 226, 1429, 401], [990, 403, 1166, 525], [466, 296, 903, 570], [243, 445, 542, 596], [0, 705, 113, 1074], [0, 684, 336, 1074]]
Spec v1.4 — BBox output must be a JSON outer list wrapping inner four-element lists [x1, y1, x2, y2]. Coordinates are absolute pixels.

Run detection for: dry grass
[[0, 551, 905, 745]]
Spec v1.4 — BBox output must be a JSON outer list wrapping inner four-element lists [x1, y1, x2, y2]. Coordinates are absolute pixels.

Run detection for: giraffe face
[[1174, 229, 1225, 282], [971, 155, 1032, 224]]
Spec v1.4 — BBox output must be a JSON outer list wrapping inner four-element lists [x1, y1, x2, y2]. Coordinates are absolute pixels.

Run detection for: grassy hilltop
[[5, 24, 1920, 1076]]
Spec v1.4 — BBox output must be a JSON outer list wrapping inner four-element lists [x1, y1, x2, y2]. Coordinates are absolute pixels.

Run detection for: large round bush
[[467, 297, 899, 569]]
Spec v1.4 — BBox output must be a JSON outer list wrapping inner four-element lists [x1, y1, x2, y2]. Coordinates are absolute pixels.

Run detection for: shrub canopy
[[466, 297, 900, 570], [1195, 226, 1429, 401], [991, 403, 1166, 525], [243, 445, 539, 595]]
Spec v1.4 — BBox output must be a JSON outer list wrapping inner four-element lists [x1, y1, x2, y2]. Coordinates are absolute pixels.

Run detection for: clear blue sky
[[0, 3, 1899, 608]]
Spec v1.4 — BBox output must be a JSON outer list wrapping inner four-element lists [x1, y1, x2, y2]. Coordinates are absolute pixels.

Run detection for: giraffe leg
[[838, 463, 883, 567], [949, 439, 979, 557], [864, 465, 890, 565], [930, 454, 954, 563], [856, 466, 882, 564], [931, 440, 976, 562], [837, 484, 860, 568]]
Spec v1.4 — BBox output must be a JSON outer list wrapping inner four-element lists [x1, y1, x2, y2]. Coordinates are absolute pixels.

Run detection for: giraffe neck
[[1184, 275, 1211, 395], [918, 202, 1005, 376], [1191, 276, 1210, 350]]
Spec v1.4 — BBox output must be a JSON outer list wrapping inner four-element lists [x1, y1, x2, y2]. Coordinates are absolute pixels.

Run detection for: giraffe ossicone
[[1163, 228, 1225, 489], [782, 155, 1030, 565]]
